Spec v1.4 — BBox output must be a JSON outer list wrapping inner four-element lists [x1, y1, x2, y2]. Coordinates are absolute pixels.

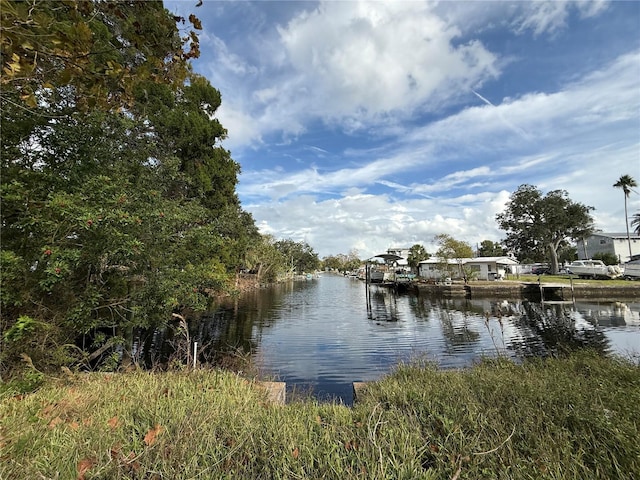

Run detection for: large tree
[[613, 174, 637, 260], [274, 240, 320, 275], [1, 1, 259, 371], [1, 0, 199, 111], [496, 185, 595, 274]]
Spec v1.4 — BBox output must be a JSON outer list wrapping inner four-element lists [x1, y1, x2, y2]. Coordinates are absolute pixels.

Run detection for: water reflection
[[510, 302, 609, 358], [142, 275, 639, 402]]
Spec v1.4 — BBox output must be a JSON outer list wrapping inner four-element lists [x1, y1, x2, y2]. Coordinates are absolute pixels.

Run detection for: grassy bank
[[1, 352, 638, 479]]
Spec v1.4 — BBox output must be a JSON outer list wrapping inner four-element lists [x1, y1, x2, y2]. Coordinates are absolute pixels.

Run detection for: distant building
[[386, 247, 411, 267], [576, 232, 640, 263]]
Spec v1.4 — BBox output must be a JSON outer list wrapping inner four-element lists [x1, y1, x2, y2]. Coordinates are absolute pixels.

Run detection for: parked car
[[531, 265, 550, 275]]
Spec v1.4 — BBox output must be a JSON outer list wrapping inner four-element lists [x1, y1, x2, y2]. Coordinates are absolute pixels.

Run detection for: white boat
[[623, 260, 640, 280], [567, 260, 622, 279]]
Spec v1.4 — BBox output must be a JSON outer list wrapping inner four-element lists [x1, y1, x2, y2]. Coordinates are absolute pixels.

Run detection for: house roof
[[418, 257, 519, 265], [418, 257, 473, 265], [466, 257, 520, 265], [585, 232, 640, 239]]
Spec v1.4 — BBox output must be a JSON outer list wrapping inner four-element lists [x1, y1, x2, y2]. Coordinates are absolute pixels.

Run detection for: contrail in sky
[[472, 90, 495, 107], [471, 89, 531, 141]]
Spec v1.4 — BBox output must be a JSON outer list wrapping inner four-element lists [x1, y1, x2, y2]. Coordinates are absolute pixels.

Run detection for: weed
[[1, 352, 638, 479]]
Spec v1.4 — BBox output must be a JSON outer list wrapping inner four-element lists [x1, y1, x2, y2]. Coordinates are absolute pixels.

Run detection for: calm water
[[156, 274, 640, 404]]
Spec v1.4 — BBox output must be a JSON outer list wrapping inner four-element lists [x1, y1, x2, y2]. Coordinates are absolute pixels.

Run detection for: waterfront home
[[417, 257, 472, 281], [418, 257, 519, 281], [464, 256, 520, 281]]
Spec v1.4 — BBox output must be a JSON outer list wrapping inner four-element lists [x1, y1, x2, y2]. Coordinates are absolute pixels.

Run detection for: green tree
[[1, 0, 199, 111], [274, 240, 320, 275], [477, 240, 505, 257], [244, 235, 287, 283], [593, 252, 619, 266], [558, 244, 578, 265], [613, 174, 637, 260], [434, 234, 474, 281], [407, 244, 430, 272], [321, 250, 363, 273], [0, 1, 257, 372], [321, 255, 343, 272], [344, 249, 363, 273], [496, 185, 595, 274]]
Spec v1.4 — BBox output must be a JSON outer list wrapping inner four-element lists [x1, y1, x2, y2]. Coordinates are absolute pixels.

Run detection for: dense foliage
[[274, 239, 320, 275], [0, 1, 267, 372], [477, 239, 505, 257], [407, 244, 430, 272], [321, 250, 362, 273]]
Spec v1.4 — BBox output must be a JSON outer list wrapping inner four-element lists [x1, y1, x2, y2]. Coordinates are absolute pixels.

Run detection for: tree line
[[0, 1, 318, 373]]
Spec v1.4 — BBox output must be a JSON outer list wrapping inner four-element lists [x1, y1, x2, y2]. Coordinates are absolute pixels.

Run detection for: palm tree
[[613, 174, 637, 260], [632, 212, 640, 235]]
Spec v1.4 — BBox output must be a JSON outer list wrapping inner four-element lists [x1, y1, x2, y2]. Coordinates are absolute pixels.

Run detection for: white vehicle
[[623, 260, 640, 280], [567, 260, 622, 279]]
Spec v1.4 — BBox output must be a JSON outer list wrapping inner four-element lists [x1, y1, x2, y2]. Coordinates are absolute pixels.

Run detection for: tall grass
[[1, 352, 638, 479]]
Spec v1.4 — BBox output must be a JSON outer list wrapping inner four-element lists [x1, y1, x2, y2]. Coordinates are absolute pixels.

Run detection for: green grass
[[1, 352, 639, 479]]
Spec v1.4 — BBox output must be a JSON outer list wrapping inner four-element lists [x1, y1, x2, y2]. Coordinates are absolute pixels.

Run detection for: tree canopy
[[273, 239, 320, 275], [321, 250, 361, 273], [407, 244, 430, 272], [1, 0, 199, 111], [0, 1, 262, 372], [477, 240, 505, 257], [496, 184, 595, 274]]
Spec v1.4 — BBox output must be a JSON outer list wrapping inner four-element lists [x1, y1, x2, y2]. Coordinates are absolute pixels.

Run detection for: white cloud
[[276, 1, 499, 123], [491, 1, 611, 37], [170, 0, 636, 258], [206, 0, 503, 150], [239, 49, 639, 257]]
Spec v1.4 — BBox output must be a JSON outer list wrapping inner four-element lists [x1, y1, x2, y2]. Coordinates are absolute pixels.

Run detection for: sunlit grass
[[1, 352, 638, 479]]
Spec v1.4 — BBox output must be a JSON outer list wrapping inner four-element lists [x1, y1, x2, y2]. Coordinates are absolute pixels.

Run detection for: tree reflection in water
[[136, 276, 633, 379], [511, 302, 610, 357]]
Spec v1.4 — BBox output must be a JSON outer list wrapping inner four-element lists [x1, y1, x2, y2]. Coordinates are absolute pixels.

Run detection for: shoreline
[[414, 279, 640, 301]]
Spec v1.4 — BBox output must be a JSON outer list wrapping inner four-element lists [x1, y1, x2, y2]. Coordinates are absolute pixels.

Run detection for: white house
[[464, 257, 520, 281], [418, 257, 519, 281], [576, 232, 640, 263], [417, 257, 472, 280]]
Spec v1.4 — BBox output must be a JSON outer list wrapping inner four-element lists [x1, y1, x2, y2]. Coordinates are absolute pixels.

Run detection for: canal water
[[166, 274, 640, 404]]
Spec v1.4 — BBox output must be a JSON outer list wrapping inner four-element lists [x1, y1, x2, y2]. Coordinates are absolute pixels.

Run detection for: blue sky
[[166, 0, 640, 259]]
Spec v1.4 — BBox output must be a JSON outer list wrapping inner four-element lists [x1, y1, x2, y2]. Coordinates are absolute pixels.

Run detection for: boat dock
[[522, 281, 576, 304]]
